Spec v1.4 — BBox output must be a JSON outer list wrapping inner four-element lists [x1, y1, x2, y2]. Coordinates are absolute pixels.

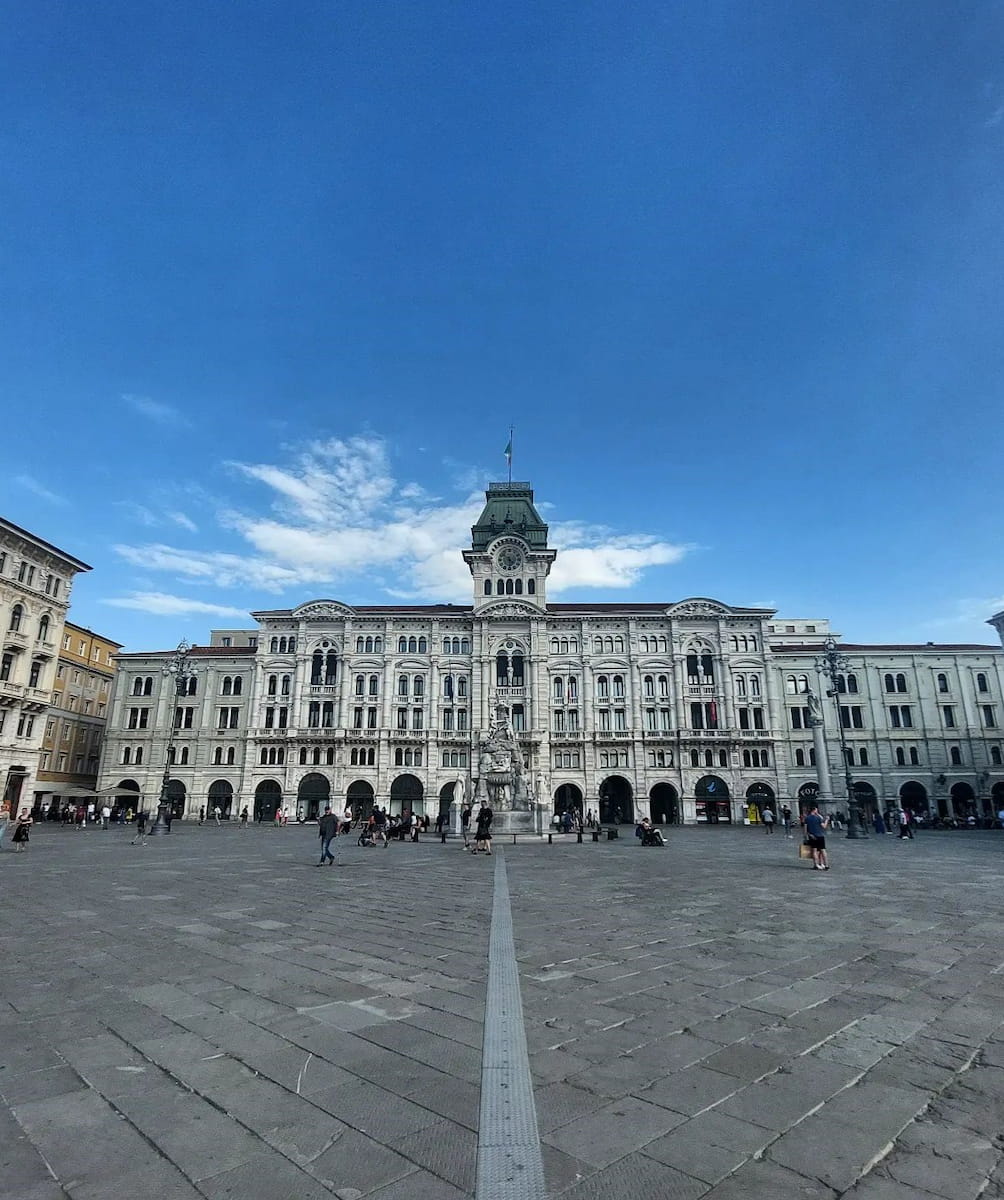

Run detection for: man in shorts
[[804, 803, 830, 871]]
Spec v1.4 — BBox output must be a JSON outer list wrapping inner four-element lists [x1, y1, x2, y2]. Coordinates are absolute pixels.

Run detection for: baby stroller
[[640, 825, 665, 847]]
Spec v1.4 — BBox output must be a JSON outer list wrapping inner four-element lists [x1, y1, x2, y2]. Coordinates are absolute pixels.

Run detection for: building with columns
[[96, 482, 1004, 825], [0, 518, 92, 815]]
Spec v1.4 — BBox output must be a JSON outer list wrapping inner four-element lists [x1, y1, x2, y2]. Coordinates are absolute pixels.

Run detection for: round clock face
[[496, 546, 524, 572]]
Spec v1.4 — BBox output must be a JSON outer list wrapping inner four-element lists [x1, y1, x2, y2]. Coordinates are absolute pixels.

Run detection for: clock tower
[[463, 481, 556, 611]]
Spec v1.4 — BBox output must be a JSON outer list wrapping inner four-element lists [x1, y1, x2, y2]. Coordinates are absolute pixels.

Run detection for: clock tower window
[[484, 579, 492, 596]]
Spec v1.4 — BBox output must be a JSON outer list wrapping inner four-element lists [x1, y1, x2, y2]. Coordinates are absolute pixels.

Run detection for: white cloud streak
[[102, 592, 250, 618], [122, 393, 191, 427], [14, 474, 66, 505], [113, 435, 691, 601]]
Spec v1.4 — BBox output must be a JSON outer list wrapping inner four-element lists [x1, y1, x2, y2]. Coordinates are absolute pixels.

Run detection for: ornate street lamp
[[815, 636, 868, 840], [149, 640, 199, 836]]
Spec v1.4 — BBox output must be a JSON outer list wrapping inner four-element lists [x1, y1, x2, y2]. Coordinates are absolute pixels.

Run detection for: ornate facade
[[97, 483, 1004, 824], [0, 518, 91, 815]]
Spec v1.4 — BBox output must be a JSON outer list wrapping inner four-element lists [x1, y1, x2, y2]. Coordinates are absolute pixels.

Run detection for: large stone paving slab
[[3, 823, 1004, 1197]]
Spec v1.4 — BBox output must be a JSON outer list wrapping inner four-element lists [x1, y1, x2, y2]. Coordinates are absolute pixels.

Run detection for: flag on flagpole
[[504, 437, 512, 464]]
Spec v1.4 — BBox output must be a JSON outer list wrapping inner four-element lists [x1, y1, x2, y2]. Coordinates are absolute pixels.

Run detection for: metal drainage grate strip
[[476, 851, 548, 1199]]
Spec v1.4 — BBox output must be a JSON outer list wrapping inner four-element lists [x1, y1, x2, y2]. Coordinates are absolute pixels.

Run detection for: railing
[[495, 686, 526, 701], [4, 631, 28, 648], [0, 681, 24, 700], [308, 685, 338, 695]]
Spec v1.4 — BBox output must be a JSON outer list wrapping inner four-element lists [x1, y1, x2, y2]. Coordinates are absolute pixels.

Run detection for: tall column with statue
[[806, 689, 833, 812]]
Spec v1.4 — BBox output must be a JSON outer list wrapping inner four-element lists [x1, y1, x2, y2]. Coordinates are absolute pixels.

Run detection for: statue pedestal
[[491, 810, 535, 837]]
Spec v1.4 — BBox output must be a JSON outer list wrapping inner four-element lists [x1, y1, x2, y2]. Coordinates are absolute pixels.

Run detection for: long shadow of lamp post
[[149, 639, 199, 836]]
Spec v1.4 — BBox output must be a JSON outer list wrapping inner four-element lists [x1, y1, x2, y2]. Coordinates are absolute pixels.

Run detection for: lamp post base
[[148, 802, 171, 836]]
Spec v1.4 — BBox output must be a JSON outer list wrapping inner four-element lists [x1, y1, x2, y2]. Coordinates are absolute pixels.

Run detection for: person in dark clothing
[[474, 802, 493, 855], [131, 810, 147, 845], [316, 807, 338, 865], [803, 803, 830, 870], [461, 804, 472, 848]]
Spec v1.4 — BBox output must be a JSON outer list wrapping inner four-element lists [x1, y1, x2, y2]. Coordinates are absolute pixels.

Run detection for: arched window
[[550, 639, 558, 654], [281, 674, 290, 695], [795, 748, 805, 766], [279, 749, 286, 765], [122, 747, 131, 764], [796, 674, 808, 694], [135, 747, 143, 764], [259, 748, 268, 765], [950, 746, 962, 765], [326, 747, 334, 765], [185, 677, 197, 696], [719, 749, 728, 767], [527, 579, 536, 595], [750, 675, 760, 697], [559, 638, 568, 654], [374, 637, 382, 652], [356, 637, 364, 653], [858, 748, 868, 765], [895, 673, 907, 693], [597, 675, 609, 699], [742, 749, 751, 767], [355, 674, 365, 695], [461, 639, 470, 653], [785, 675, 797, 694], [179, 746, 189, 765], [735, 675, 747, 698], [977, 673, 989, 693], [896, 747, 905, 765], [458, 675, 468, 698], [398, 674, 409, 696], [9, 605, 23, 632], [504, 579, 514, 595], [991, 746, 1002, 765], [704, 749, 714, 767], [937, 673, 949, 693], [514, 579, 523, 594], [749, 636, 758, 651], [267, 674, 277, 695], [132, 677, 144, 696], [613, 675, 625, 698], [418, 637, 427, 653], [553, 677, 564, 701], [884, 673, 895, 692], [288, 637, 296, 652], [593, 638, 602, 654], [909, 747, 919, 765], [311, 652, 323, 684], [847, 673, 858, 694], [325, 652, 337, 685], [658, 675, 669, 697], [232, 676, 242, 695], [836, 674, 846, 694], [221, 676, 232, 696], [484, 580, 492, 595], [398, 637, 407, 652], [38, 615, 50, 641], [408, 637, 417, 653], [643, 675, 654, 698], [312, 748, 321, 765], [369, 675, 379, 695], [226, 747, 235, 764], [270, 638, 278, 653], [214, 747, 222, 764]]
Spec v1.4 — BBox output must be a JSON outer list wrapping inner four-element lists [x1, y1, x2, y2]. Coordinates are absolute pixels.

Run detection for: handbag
[[798, 841, 814, 860]]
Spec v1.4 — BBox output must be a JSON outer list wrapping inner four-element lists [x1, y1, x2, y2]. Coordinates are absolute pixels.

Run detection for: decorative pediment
[[665, 598, 732, 619], [292, 600, 355, 620], [480, 601, 541, 620]]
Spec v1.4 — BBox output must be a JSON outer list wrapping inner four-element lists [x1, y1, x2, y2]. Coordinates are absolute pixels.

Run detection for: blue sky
[[2, 1, 1002, 652]]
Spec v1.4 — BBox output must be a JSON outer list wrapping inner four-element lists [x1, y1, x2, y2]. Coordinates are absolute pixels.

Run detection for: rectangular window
[[367, 707, 377, 729], [840, 705, 863, 729], [598, 709, 611, 732], [397, 708, 408, 730], [353, 707, 363, 729], [614, 708, 626, 731], [753, 707, 765, 730], [58, 753, 67, 770], [984, 705, 997, 728], [645, 708, 656, 731], [691, 702, 704, 730], [659, 708, 671, 731], [322, 702, 334, 727], [553, 709, 565, 732], [943, 705, 956, 728], [265, 707, 275, 729], [889, 705, 901, 729], [278, 707, 288, 728], [413, 708, 423, 730], [568, 709, 579, 732], [443, 708, 454, 731], [307, 702, 320, 728], [901, 705, 912, 729], [61, 724, 71, 741], [738, 707, 750, 730]]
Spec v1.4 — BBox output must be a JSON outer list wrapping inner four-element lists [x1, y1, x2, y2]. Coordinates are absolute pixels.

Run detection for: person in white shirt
[[101, 805, 111, 830]]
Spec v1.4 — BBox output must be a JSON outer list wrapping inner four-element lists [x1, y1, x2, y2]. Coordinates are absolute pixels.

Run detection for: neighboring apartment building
[[96, 481, 1004, 825], [0, 518, 91, 815], [34, 622, 122, 814]]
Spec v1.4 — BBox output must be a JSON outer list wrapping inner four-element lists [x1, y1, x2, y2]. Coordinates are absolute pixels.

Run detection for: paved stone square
[[2, 822, 1004, 1198]]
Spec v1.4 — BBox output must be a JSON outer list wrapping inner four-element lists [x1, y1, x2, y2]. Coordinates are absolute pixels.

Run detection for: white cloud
[[931, 595, 1004, 628], [122, 393, 191, 427], [102, 592, 250, 618], [168, 511, 198, 532], [14, 474, 65, 505], [113, 434, 691, 601]]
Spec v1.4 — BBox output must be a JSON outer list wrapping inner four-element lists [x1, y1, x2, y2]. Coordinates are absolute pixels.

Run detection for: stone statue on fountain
[[473, 700, 531, 811]]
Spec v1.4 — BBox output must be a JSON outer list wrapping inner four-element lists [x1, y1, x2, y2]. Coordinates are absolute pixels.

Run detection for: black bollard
[[577, 830, 583, 843], [592, 830, 600, 842], [547, 833, 552, 844]]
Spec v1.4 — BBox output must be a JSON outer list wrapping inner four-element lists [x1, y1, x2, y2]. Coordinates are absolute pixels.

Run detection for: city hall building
[[97, 482, 1004, 826]]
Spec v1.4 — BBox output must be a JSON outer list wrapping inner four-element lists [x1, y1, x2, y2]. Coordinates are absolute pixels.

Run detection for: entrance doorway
[[598, 775, 633, 824], [899, 781, 928, 819], [298, 772, 330, 821], [165, 779, 186, 819], [347, 779, 375, 823], [390, 773, 424, 817], [695, 775, 731, 823], [797, 781, 820, 817], [950, 781, 976, 820], [553, 783, 584, 820], [254, 779, 282, 823], [207, 779, 233, 820], [649, 783, 678, 825], [746, 782, 775, 822]]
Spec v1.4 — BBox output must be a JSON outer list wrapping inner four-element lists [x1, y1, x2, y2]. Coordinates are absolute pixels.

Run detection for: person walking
[[11, 809, 32, 852], [762, 807, 775, 834], [0, 803, 9, 851], [461, 803, 472, 848], [213, 805, 221, 826], [101, 804, 111, 830], [316, 806, 338, 866], [132, 810, 147, 845], [781, 805, 793, 838], [239, 806, 249, 829], [897, 807, 913, 839], [803, 803, 830, 871], [341, 805, 352, 835], [474, 801, 493, 855]]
